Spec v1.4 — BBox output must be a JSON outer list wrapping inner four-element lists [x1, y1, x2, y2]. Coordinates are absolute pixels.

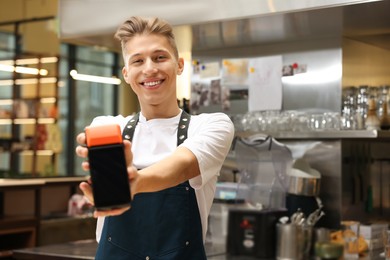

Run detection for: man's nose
[[143, 59, 158, 74]]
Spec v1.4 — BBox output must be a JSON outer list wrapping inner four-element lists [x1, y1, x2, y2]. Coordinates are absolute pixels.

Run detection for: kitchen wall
[[342, 37, 390, 87], [193, 37, 343, 114], [190, 9, 390, 227]]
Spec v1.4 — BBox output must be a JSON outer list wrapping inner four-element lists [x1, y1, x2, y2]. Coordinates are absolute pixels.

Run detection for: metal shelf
[[236, 130, 390, 140]]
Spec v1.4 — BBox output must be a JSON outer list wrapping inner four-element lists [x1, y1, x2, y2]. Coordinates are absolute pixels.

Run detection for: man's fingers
[[93, 206, 131, 218], [81, 161, 90, 171], [75, 145, 88, 158], [79, 181, 94, 205], [76, 132, 86, 145]]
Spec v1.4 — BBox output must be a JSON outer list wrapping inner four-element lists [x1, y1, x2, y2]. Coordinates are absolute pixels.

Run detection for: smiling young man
[[76, 16, 234, 259]]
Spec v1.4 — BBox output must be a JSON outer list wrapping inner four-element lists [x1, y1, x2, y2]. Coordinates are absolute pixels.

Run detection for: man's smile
[[142, 80, 164, 88]]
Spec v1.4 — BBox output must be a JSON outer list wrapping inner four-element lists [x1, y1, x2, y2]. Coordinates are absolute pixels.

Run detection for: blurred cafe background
[[0, 0, 389, 259]]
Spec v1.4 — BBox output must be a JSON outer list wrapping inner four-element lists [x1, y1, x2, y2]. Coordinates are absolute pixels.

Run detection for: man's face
[[122, 34, 184, 108]]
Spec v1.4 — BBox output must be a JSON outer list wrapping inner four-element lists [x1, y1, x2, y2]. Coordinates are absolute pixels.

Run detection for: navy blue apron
[[95, 111, 207, 260]]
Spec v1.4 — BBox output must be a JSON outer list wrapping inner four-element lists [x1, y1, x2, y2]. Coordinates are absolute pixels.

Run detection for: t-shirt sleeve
[[181, 113, 235, 189]]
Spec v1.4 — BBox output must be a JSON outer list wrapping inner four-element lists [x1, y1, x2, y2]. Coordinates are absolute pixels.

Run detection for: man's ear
[[177, 58, 184, 75], [122, 66, 129, 84]]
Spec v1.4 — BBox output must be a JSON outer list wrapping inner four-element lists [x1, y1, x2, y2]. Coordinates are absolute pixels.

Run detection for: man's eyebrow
[[128, 53, 141, 60], [153, 49, 170, 55], [129, 50, 167, 57], [127, 49, 171, 62]]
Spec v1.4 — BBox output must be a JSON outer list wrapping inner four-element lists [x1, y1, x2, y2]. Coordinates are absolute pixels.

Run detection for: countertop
[[12, 240, 268, 260], [12, 240, 96, 260], [12, 239, 385, 260], [0, 176, 88, 188]]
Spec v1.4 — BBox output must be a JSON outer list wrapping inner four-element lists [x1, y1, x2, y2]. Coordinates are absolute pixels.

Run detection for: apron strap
[[122, 113, 140, 142], [122, 110, 191, 146], [177, 111, 191, 146]]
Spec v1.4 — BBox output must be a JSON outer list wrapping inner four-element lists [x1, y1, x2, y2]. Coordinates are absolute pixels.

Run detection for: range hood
[[58, 0, 390, 52]]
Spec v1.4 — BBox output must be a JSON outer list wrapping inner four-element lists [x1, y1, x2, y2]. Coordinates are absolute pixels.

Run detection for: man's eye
[[132, 59, 142, 64], [157, 55, 166, 61]]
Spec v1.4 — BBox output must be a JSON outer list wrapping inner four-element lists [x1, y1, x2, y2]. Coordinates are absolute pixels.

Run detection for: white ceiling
[[58, 0, 375, 36], [57, 0, 390, 51]]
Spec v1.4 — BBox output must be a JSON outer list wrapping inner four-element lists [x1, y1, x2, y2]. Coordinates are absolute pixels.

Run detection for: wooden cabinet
[[0, 53, 61, 177], [0, 177, 92, 258], [0, 217, 37, 257]]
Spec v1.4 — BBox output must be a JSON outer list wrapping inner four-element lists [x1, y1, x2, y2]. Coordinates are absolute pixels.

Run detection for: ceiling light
[[10, 118, 56, 124], [21, 150, 54, 156], [0, 77, 57, 86], [0, 64, 48, 76], [37, 118, 56, 124], [0, 99, 13, 105], [13, 118, 36, 124], [40, 97, 56, 104], [70, 70, 121, 85], [0, 80, 14, 86], [39, 57, 58, 64], [0, 119, 12, 125], [0, 98, 56, 105], [15, 66, 48, 76], [39, 77, 57, 84], [0, 56, 58, 65]]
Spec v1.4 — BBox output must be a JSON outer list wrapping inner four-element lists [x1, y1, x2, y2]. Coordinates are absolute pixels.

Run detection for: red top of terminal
[[85, 124, 123, 147]]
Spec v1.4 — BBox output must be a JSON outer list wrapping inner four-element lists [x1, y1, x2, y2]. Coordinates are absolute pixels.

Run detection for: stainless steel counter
[[12, 240, 263, 259], [13, 240, 97, 260], [12, 240, 230, 260], [12, 239, 385, 260]]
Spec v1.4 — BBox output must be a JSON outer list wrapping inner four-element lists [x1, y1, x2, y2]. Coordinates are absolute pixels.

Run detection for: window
[[59, 44, 120, 176], [0, 32, 14, 177], [0, 32, 120, 177]]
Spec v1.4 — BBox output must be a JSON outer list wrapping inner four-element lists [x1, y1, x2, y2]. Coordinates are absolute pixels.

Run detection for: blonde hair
[[114, 16, 179, 59]]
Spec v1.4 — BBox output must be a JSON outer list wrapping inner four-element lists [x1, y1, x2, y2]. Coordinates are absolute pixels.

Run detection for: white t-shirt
[[90, 110, 235, 243]]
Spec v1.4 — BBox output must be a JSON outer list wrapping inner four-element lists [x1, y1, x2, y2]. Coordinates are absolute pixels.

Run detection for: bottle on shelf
[[356, 85, 369, 130], [380, 98, 390, 130], [365, 96, 380, 130]]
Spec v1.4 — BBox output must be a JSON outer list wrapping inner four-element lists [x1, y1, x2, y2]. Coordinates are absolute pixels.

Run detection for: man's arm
[[134, 146, 200, 194]]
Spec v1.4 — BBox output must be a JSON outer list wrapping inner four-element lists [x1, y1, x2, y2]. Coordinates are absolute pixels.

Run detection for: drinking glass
[[310, 114, 326, 131], [324, 112, 341, 130]]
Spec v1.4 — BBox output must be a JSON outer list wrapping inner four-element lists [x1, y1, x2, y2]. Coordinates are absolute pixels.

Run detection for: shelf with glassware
[[0, 54, 62, 178]]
